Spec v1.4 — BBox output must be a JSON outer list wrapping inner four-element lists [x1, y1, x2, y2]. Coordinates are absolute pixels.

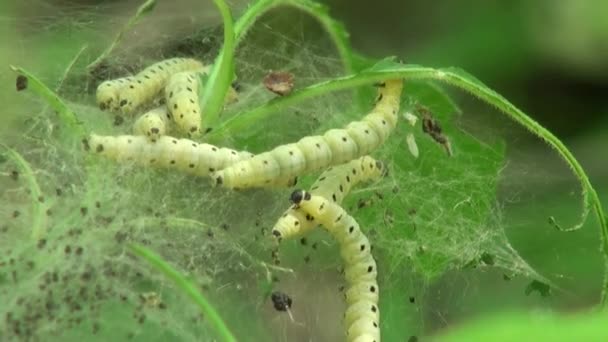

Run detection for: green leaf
[[9, 65, 87, 140], [433, 310, 608, 342], [209, 60, 607, 307]]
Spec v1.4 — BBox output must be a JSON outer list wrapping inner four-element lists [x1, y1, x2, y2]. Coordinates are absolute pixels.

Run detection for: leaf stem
[[200, 0, 236, 128], [1, 145, 46, 240]]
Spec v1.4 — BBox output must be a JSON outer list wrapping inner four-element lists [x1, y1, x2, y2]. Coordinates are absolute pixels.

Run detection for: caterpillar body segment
[[272, 156, 385, 241], [96, 77, 134, 111], [96, 58, 204, 115], [165, 69, 208, 137], [290, 191, 380, 342], [84, 134, 253, 177], [133, 107, 171, 142], [211, 79, 403, 189], [118, 58, 204, 115]]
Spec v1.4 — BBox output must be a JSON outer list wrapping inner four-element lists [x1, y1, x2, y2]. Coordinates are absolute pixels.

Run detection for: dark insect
[[263, 71, 295, 96], [16, 75, 28, 91], [419, 106, 453, 156], [271, 291, 292, 311]]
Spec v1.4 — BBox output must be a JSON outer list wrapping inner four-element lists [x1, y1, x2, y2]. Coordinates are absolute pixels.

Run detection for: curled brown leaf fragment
[[419, 106, 453, 156], [263, 71, 294, 96]]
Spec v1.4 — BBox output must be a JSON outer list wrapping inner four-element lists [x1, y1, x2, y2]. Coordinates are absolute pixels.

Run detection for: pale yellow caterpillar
[[96, 57, 204, 114], [83, 134, 254, 177], [96, 76, 134, 111], [290, 190, 380, 342], [165, 70, 206, 137], [165, 69, 239, 137], [211, 79, 403, 189], [272, 156, 386, 241], [132, 107, 171, 142]]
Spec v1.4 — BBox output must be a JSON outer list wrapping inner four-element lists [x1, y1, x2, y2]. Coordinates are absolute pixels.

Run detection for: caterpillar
[[290, 190, 380, 342], [165, 70, 206, 137], [211, 79, 403, 189], [83, 134, 254, 177], [96, 57, 204, 114], [166, 69, 239, 137], [272, 156, 386, 241], [132, 107, 171, 142]]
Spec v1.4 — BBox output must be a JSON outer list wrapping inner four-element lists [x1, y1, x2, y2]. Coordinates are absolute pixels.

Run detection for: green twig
[[129, 244, 238, 342], [56, 45, 88, 92], [10, 65, 87, 137], [208, 61, 608, 306], [200, 0, 236, 128], [1, 145, 46, 240], [86, 0, 157, 72]]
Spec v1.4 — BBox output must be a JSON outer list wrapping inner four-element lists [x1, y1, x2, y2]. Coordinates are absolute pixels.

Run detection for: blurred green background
[[1, 0, 607, 339]]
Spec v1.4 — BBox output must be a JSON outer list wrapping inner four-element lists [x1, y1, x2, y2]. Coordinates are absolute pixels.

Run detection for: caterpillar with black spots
[[84, 134, 297, 187], [272, 156, 386, 241], [132, 107, 171, 142], [83, 134, 253, 177], [165, 70, 239, 137], [165, 70, 206, 137], [290, 190, 380, 342], [96, 57, 205, 114], [211, 79, 403, 189]]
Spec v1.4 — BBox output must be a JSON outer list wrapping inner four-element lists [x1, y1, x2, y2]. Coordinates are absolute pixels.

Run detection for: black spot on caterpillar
[[15, 75, 28, 91], [132, 107, 171, 142], [211, 79, 403, 189], [96, 58, 204, 114], [84, 134, 254, 177], [290, 191, 380, 342], [272, 156, 386, 241]]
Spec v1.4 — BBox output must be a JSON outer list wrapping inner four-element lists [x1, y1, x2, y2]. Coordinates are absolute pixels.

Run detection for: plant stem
[[1, 145, 46, 240], [129, 244, 238, 342], [200, 0, 236, 129]]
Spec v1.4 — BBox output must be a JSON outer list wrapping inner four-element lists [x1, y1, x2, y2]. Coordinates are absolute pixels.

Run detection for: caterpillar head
[[289, 189, 311, 206]]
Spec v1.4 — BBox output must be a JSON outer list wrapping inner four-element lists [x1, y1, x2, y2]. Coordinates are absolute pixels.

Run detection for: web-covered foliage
[[0, 1, 604, 341]]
